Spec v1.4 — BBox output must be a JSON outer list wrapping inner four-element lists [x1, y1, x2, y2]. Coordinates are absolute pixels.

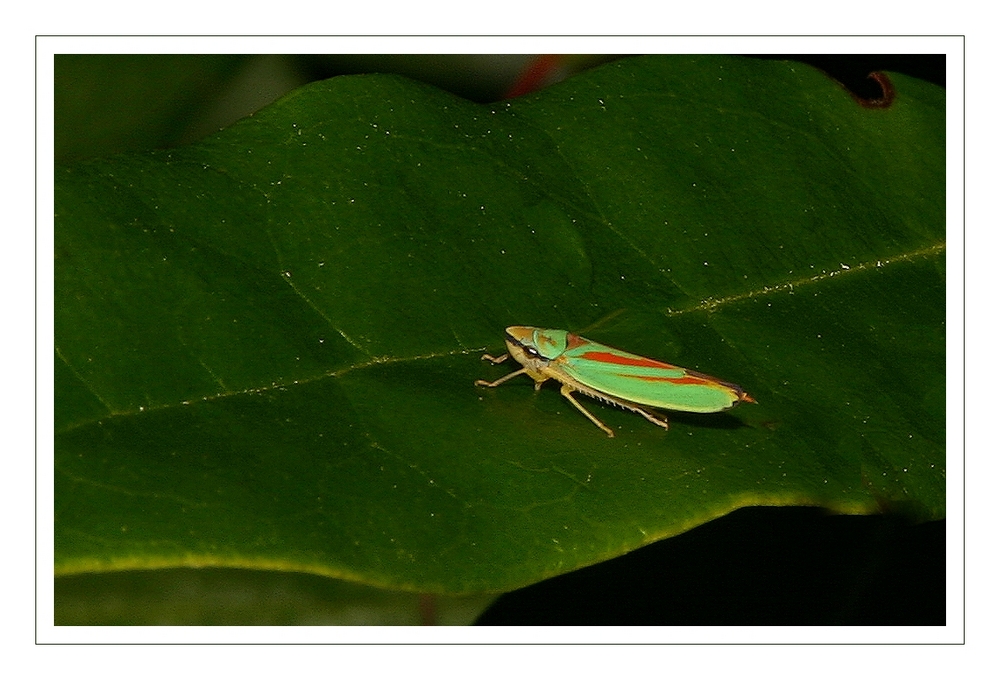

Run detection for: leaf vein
[[665, 242, 945, 316]]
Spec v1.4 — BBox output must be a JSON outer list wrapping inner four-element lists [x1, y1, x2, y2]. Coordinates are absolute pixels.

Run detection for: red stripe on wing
[[577, 350, 676, 369], [626, 374, 714, 385]]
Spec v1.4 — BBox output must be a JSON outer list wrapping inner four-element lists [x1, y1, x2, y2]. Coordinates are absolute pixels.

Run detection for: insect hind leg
[[559, 385, 616, 437], [633, 406, 670, 431]]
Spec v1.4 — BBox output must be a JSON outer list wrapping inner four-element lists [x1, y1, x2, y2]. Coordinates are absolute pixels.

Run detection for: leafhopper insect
[[475, 326, 755, 437]]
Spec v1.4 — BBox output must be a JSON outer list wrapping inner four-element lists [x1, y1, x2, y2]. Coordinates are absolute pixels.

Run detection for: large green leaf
[[55, 55, 944, 598]]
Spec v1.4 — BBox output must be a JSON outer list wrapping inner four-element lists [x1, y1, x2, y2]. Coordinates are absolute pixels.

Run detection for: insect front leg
[[475, 366, 529, 389]]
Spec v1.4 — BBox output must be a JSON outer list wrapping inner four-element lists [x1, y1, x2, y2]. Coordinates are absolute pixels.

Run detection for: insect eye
[[524, 346, 541, 358]]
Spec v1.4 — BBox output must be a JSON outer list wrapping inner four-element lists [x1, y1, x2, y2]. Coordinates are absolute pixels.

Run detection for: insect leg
[[475, 367, 529, 388], [633, 407, 670, 431], [577, 387, 671, 433], [559, 384, 615, 437]]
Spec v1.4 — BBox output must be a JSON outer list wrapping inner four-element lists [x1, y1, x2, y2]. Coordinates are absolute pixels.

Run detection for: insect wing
[[557, 334, 746, 413]]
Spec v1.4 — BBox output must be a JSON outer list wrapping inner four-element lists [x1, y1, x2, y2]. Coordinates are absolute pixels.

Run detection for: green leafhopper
[[475, 326, 755, 437]]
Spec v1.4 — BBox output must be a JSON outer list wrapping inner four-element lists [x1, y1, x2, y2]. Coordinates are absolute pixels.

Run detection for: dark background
[[477, 507, 945, 625]]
